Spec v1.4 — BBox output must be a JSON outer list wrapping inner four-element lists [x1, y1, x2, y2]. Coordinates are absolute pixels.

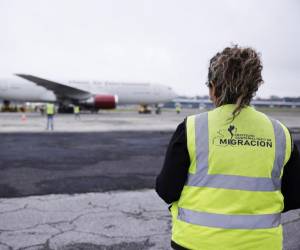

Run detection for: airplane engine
[[93, 95, 118, 109]]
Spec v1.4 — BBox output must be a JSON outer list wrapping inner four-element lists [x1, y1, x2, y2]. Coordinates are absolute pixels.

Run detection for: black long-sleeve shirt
[[156, 120, 300, 213]]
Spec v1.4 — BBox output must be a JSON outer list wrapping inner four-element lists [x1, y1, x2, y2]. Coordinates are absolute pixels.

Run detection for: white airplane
[[0, 74, 177, 112]]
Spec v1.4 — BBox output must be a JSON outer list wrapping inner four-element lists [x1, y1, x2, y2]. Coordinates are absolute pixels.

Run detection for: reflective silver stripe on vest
[[186, 112, 286, 191], [178, 208, 281, 229], [270, 119, 286, 190], [187, 174, 276, 191]]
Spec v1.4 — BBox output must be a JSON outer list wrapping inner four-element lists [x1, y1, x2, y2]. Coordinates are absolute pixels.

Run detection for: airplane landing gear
[[1, 100, 17, 112], [1, 100, 11, 112], [155, 105, 161, 115], [58, 105, 74, 113]]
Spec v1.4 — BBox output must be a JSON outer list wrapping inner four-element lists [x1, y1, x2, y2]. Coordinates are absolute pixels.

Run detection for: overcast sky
[[0, 0, 299, 97]]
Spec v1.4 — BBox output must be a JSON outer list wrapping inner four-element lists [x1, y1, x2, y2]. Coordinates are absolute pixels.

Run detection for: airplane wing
[[15, 74, 92, 101]]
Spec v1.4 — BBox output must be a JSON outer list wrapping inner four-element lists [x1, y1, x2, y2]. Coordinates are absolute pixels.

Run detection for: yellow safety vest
[[46, 104, 55, 115], [171, 104, 292, 250], [74, 106, 80, 114]]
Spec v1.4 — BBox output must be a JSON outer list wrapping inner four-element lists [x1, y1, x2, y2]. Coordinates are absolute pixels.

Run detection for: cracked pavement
[[0, 190, 300, 250], [0, 190, 171, 250]]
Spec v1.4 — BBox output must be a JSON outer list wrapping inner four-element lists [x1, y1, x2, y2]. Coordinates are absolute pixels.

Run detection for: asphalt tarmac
[[0, 130, 299, 198], [0, 131, 171, 198]]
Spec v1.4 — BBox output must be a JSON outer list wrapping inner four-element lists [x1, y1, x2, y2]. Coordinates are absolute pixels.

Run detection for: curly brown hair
[[207, 45, 263, 118]]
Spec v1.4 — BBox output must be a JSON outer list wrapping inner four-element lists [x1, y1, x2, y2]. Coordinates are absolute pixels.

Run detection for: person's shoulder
[[175, 119, 186, 132]]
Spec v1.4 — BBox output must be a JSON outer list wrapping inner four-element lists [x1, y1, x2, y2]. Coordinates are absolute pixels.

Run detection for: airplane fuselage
[[0, 76, 176, 106], [67, 79, 175, 104]]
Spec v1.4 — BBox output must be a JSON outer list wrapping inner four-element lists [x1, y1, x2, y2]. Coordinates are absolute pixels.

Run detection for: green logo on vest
[[213, 124, 273, 148]]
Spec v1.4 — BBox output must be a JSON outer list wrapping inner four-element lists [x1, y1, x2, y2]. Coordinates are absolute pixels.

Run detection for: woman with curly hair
[[156, 45, 300, 250]]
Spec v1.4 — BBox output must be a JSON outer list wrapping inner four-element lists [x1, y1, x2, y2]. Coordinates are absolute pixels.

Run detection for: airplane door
[[151, 84, 163, 103]]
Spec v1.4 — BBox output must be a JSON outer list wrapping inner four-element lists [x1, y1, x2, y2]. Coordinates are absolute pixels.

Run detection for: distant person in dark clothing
[[46, 103, 55, 131]]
